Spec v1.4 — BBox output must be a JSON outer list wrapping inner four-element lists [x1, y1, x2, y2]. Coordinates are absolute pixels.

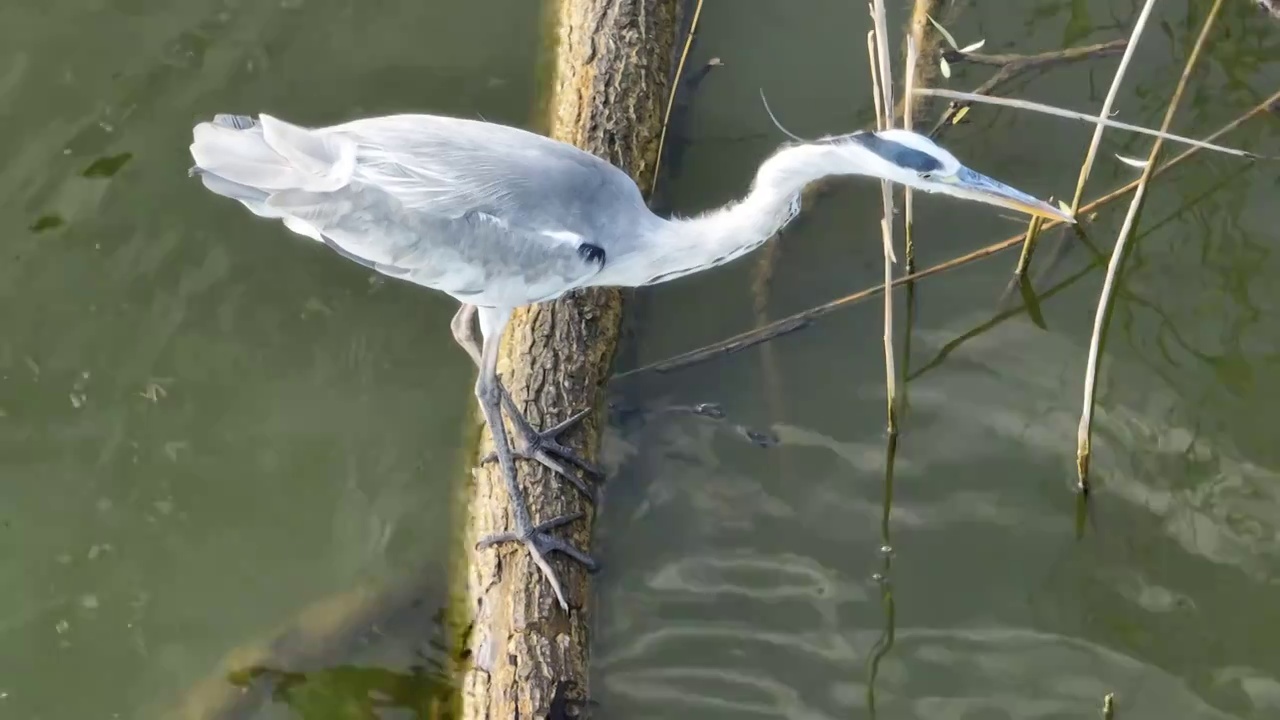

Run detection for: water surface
[[2, 0, 1280, 718]]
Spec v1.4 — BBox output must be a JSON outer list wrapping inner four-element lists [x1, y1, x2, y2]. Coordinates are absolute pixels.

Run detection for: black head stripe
[[843, 132, 945, 173]]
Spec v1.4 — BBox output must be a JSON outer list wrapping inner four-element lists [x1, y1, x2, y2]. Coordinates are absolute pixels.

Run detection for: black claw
[[535, 533, 599, 572], [533, 511, 585, 533]]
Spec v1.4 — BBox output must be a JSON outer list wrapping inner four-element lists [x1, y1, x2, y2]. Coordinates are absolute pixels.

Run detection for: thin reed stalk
[[913, 88, 1257, 158], [896, 36, 924, 419], [869, 0, 898, 433], [1069, 0, 1159, 214], [864, 434, 899, 718], [1078, 0, 1228, 494], [1014, 215, 1046, 277], [651, 0, 705, 184], [904, 37, 919, 272]]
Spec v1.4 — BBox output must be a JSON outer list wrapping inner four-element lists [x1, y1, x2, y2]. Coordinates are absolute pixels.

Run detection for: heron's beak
[[946, 166, 1075, 223]]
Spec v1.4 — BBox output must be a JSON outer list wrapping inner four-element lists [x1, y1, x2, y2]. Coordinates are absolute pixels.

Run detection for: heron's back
[[189, 113, 655, 307]]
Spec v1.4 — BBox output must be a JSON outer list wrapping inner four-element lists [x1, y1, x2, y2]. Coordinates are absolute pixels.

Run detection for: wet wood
[[458, 1, 678, 718]]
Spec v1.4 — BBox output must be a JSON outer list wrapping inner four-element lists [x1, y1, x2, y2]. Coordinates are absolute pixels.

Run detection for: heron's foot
[[477, 512, 598, 611], [482, 387, 603, 501]]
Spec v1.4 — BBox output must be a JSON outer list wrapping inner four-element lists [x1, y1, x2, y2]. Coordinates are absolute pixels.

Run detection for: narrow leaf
[[952, 105, 971, 124], [959, 39, 986, 53], [926, 14, 959, 50], [1114, 153, 1150, 168], [939, 56, 951, 78]]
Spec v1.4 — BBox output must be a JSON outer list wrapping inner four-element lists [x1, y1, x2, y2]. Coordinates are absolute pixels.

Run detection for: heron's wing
[[265, 183, 608, 307], [325, 115, 648, 238], [190, 113, 629, 305]]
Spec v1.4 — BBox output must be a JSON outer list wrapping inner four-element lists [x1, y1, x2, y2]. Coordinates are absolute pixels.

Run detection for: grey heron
[[188, 112, 1071, 610]]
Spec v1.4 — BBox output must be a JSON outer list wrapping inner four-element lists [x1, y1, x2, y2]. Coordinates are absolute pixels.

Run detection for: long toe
[[476, 517, 597, 611], [488, 391, 605, 495]]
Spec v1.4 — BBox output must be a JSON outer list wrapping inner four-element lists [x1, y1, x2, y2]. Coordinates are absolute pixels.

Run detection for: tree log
[[458, 0, 678, 717]]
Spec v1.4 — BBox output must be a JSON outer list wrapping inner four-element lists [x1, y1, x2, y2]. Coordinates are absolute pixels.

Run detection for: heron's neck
[[621, 145, 843, 286]]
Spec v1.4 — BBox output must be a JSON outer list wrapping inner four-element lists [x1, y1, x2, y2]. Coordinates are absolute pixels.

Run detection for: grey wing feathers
[[189, 112, 634, 306], [328, 114, 647, 237], [263, 183, 604, 306]]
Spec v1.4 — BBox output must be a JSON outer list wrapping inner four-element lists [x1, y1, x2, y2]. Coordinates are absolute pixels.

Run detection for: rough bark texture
[[460, 1, 678, 718]]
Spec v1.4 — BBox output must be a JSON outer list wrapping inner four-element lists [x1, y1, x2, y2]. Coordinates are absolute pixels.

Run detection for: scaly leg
[[451, 303, 602, 500], [471, 307, 597, 611]]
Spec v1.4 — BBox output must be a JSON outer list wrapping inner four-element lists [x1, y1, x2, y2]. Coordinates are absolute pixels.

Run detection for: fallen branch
[[459, 1, 679, 717]]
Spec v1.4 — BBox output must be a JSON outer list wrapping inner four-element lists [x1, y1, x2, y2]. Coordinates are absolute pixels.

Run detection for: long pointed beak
[[950, 166, 1075, 223]]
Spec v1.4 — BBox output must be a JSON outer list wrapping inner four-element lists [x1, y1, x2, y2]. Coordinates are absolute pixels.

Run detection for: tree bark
[[459, 1, 678, 718]]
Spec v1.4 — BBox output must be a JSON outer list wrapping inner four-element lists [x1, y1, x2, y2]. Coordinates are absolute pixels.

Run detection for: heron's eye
[[919, 171, 935, 180]]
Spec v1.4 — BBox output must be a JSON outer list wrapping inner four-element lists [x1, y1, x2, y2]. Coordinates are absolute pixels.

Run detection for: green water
[[3, 0, 1280, 718]]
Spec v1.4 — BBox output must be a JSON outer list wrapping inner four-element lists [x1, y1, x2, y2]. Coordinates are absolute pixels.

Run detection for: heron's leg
[[453, 304, 602, 498], [449, 304, 482, 367], [473, 308, 597, 612]]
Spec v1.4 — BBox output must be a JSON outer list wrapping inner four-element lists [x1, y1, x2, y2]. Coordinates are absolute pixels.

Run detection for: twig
[[1077, 0, 1228, 496], [1104, 693, 1116, 719], [931, 40, 1128, 136], [916, 87, 1259, 159], [944, 41, 1127, 68], [612, 86, 1280, 380], [1069, 0, 1158, 214]]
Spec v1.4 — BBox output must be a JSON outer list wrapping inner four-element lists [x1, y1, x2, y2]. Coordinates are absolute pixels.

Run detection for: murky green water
[[3, 0, 1280, 718]]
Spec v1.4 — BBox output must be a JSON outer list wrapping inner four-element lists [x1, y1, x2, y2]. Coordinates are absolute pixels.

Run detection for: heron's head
[[815, 129, 1074, 223]]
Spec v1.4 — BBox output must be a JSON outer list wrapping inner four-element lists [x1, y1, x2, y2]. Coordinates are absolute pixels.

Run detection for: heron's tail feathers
[[189, 113, 357, 194]]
